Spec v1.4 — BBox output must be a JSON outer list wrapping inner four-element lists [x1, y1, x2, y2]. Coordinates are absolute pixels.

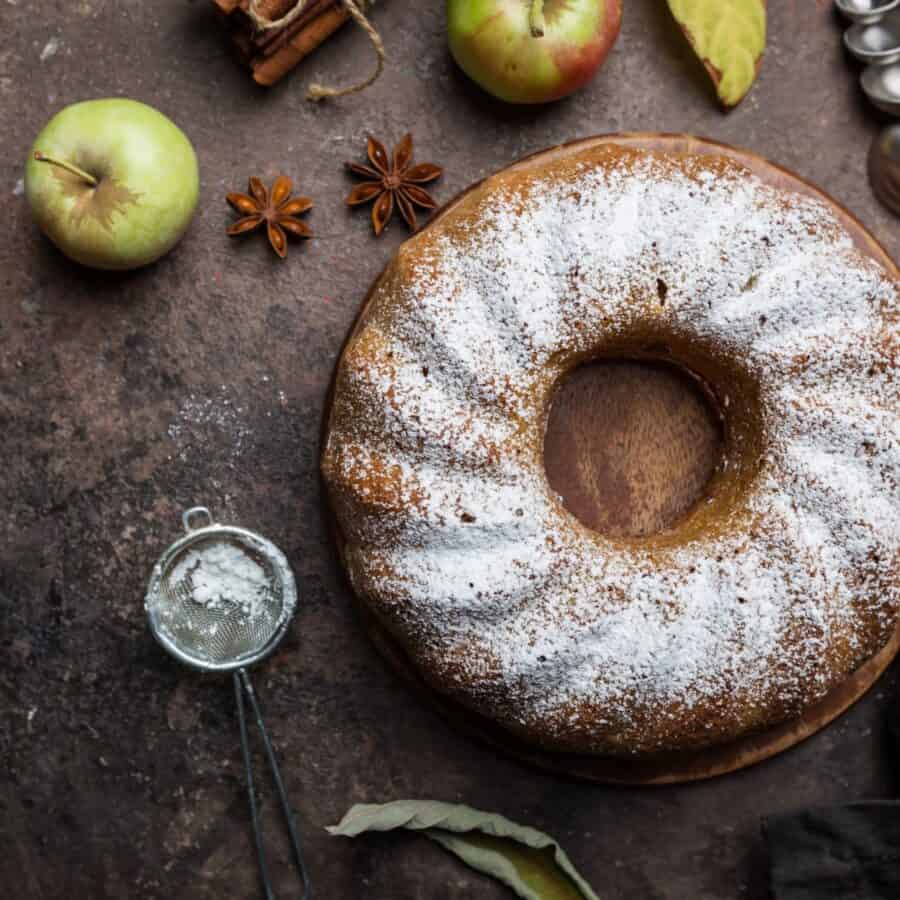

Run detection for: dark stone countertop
[[1, 2, 898, 898]]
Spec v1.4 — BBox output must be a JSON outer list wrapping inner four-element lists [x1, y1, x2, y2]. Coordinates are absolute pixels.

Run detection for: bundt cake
[[322, 141, 900, 757]]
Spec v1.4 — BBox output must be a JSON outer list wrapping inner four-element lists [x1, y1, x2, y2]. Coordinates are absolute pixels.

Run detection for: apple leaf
[[51, 167, 142, 234], [666, 0, 766, 108], [328, 800, 599, 900]]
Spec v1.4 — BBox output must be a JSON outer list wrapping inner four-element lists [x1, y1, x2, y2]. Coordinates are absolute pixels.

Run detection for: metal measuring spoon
[[862, 61, 900, 115], [145, 507, 310, 900], [836, 0, 900, 25], [845, 10, 900, 64], [869, 125, 900, 214]]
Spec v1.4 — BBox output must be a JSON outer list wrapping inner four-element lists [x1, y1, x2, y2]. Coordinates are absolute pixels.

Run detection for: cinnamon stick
[[212, 0, 351, 87], [257, 0, 335, 58], [253, 3, 350, 85]]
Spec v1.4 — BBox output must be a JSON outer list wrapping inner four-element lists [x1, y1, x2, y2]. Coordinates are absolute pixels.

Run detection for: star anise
[[345, 134, 443, 236], [226, 175, 313, 259]]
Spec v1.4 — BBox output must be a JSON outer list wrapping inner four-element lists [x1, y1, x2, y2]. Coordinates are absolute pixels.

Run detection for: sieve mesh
[[149, 533, 287, 668]]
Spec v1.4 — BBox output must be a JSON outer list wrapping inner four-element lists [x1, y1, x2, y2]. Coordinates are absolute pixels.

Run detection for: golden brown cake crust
[[322, 141, 900, 758]]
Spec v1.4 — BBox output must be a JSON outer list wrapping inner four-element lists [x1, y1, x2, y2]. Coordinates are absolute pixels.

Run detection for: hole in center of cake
[[543, 360, 724, 538]]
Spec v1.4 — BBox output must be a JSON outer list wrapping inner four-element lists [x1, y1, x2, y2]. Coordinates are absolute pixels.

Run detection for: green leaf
[[666, 0, 766, 108], [327, 800, 599, 900]]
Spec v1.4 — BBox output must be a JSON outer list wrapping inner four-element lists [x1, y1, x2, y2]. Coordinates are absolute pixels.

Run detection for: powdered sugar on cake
[[323, 149, 899, 753]]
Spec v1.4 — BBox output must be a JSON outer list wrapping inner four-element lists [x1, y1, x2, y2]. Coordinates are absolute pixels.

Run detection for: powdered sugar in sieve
[[146, 507, 295, 672]]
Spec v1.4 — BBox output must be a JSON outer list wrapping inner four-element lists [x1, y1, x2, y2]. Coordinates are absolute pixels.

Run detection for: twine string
[[246, 0, 385, 100]]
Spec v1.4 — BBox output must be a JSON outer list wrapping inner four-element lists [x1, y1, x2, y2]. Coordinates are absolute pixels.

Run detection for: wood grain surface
[[544, 360, 723, 537]]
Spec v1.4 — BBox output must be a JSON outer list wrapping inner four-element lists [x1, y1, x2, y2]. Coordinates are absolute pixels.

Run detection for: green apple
[[25, 99, 199, 270], [447, 0, 622, 105]]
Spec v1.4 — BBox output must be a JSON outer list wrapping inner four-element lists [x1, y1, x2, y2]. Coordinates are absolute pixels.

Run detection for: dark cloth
[[763, 802, 900, 899]]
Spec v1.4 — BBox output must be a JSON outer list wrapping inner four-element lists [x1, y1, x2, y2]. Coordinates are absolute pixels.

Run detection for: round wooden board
[[323, 133, 900, 784]]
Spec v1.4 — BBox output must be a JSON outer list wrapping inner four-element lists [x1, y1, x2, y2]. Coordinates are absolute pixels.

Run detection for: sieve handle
[[235, 668, 312, 900], [182, 506, 213, 533]]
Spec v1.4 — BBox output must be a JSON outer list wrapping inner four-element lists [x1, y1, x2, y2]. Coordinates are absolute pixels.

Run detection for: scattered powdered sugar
[[323, 148, 899, 752], [170, 542, 274, 620], [39, 37, 61, 62], [166, 380, 292, 473], [168, 387, 252, 464]]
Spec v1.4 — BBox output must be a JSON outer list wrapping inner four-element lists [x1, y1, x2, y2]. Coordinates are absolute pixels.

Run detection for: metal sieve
[[146, 506, 310, 900]]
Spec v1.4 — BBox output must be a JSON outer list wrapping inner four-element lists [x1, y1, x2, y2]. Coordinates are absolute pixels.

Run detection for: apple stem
[[529, 0, 545, 37], [33, 151, 98, 188]]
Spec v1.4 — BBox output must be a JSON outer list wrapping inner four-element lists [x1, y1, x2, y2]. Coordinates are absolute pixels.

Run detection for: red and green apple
[[447, 0, 622, 105]]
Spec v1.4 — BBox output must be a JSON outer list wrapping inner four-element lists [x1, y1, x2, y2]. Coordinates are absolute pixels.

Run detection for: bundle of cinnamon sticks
[[213, 0, 352, 86]]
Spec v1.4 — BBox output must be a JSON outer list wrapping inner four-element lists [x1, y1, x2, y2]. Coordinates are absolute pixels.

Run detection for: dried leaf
[[666, 0, 766, 108], [328, 800, 599, 900]]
